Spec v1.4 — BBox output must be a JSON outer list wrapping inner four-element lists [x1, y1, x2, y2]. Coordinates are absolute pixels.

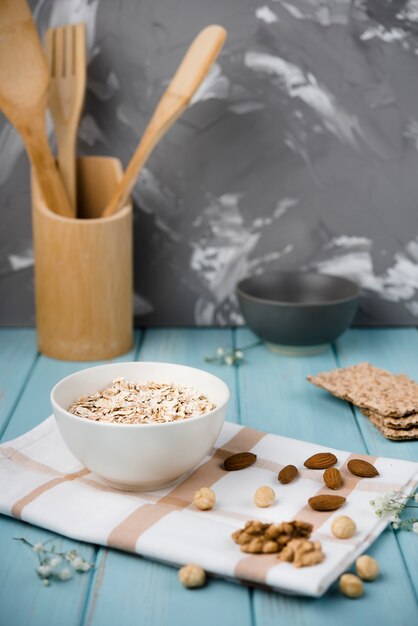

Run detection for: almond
[[278, 464, 298, 484], [323, 467, 343, 490], [224, 452, 257, 471], [347, 459, 379, 478], [304, 452, 338, 469], [308, 494, 346, 511]]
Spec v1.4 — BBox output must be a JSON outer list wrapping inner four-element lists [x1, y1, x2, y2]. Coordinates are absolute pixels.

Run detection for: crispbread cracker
[[363, 409, 418, 441], [361, 408, 418, 430], [307, 362, 418, 417]]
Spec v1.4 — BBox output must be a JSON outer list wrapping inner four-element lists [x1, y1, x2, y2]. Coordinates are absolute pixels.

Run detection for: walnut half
[[278, 538, 325, 568]]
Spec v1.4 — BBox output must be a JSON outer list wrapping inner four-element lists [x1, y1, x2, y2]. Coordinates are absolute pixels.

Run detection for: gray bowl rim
[[236, 271, 360, 308]]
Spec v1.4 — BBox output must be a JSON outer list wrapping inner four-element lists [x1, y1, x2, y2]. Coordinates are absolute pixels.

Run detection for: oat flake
[[68, 377, 216, 424]]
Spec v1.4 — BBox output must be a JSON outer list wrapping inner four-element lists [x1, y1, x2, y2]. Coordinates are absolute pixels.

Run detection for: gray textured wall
[[1, 0, 418, 326]]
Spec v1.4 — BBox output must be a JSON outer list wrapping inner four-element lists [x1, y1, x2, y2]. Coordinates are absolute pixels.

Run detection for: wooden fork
[[45, 23, 86, 216]]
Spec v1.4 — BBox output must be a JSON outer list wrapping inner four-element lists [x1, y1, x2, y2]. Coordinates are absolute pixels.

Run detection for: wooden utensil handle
[[102, 107, 173, 218], [23, 115, 73, 218], [102, 25, 227, 218], [56, 131, 77, 211]]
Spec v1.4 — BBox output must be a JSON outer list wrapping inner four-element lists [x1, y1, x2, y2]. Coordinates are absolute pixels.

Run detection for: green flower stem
[[204, 340, 262, 366], [234, 340, 263, 352], [13, 536, 93, 586]]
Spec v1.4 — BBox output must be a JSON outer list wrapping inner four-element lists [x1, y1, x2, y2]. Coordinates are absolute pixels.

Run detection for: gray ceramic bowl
[[236, 271, 360, 355]]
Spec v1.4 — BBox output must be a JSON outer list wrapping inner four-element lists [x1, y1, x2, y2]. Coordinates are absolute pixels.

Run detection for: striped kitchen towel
[[0, 417, 417, 597]]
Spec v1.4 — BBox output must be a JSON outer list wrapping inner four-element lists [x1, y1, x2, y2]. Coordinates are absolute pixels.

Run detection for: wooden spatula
[[102, 25, 227, 218], [0, 0, 73, 218], [45, 23, 86, 215]]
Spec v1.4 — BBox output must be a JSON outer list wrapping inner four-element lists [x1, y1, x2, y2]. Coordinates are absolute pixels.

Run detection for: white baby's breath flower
[[48, 556, 62, 568], [371, 490, 407, 519], [70, 556, 92, 571], [36, 564, 52, 578], [371, 495, 385, 509], [58, 568, 73, 581], [33, 542, 44, 553], [205, 340, 261, 367], [370, 498, 383, 517], [371, 489, 418, 533], [15, 536, 95, 587], [383, 492, 398, 508], [76, 561, 92, 572]]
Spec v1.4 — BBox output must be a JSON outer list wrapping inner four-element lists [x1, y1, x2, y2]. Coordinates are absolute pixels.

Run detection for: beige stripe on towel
[[11, 467, 90, 519], [4, 446, 163, 505], [1, 446, 61, 477], [234, 453, 377, 585], [107, 427, 266, 551]]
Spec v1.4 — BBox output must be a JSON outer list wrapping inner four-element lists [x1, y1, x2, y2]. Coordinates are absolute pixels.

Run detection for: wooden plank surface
[[0, 329, 38, 436], [84, 548, 252, 626], [236, 327, 418, 626], [335, 329, 418, 599], [251, 520, 416, 626], [0, 516, 95, 626], [1, 328, 417, 626], [0, 330, 140, 626]]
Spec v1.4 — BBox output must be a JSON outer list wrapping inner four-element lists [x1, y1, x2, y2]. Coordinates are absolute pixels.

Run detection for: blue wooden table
[[1, 328, 417, 626]]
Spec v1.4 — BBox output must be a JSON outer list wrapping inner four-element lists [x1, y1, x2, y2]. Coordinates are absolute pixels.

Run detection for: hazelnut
[[356, 555, 379, 581], [193, 487, 216, 511], [253, 485, 276, 508], [331, 516, 357, 539], [178, 564, 206, 588], [339, 573, 364, 598]]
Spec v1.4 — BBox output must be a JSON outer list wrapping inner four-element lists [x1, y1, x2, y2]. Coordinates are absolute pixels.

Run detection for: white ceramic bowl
[[51, 362, 229, 491]]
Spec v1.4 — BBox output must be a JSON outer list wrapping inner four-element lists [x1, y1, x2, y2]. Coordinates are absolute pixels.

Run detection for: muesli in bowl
[[51, 362, 229, 491]]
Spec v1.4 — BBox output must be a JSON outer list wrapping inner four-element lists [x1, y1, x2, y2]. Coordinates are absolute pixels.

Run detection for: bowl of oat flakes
[[51, 362, 229, 491]]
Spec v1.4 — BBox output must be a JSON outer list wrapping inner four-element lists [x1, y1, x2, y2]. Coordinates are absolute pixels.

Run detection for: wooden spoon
[[0, 0, 73, 218], [102, 25, 227, 218]]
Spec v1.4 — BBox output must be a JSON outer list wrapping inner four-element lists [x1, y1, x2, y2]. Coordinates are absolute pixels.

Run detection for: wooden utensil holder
[[32, 156, 133, 361]]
